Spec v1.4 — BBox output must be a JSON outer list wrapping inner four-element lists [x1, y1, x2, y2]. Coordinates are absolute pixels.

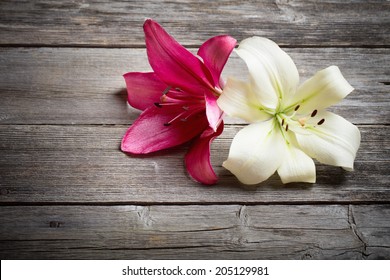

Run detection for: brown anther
[[162, 86, 172, 95], [154, 102, 162, 108], [317, 118, 325, 125], [311, 109, 318, 117], [281, 119, 285, 126], [163, 123, 171, 127], [294, 105, 300, 111], [285, 124, 289, 132]]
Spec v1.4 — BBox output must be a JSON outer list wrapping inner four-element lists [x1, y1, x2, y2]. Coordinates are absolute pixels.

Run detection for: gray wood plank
[[0, 125, 388, 203], [0, 48, 388, 125], [0, 0, 388, 47], [1, 204, 387, 259]]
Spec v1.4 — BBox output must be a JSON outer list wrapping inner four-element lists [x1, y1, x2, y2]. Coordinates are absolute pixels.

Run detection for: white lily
[[217, 37, 361, 184]]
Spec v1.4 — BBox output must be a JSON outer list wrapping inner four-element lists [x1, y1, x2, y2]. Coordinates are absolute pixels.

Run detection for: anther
[[154, 102, 162, 108], [285, 124, 289, 132], [162, 86, 172, 95], [317, 119, 325, 125], [163, 123, 171, 127], [281, 119, 285, 126], [311, 109, 318, 117], [294, 105, 300, 111]]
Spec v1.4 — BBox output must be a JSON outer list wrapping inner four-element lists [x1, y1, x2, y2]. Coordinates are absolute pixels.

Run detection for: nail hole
[[49, 221, 62, 228], [0, 189, 10, 195]]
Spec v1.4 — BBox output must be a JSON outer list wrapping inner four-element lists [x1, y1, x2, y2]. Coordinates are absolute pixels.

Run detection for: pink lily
[[121, 19, 236, 185]]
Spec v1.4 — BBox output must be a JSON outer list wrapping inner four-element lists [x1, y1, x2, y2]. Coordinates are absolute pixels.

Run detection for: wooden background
[[0, 0, 389, 259]]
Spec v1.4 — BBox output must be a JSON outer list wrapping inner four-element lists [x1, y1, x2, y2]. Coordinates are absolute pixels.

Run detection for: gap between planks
[[1, 201, 389, 207]]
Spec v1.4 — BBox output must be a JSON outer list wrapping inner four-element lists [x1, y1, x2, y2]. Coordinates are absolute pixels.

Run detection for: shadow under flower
[[113, 88, 142, 123], [216, 164, 348, 190]]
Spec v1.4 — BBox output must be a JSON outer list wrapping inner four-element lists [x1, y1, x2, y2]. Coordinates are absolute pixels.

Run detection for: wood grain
[[0, 48, 388, 125], [0, 125, 388, 204], [1, 204, 388, 259], [0, 0, 388, 47]]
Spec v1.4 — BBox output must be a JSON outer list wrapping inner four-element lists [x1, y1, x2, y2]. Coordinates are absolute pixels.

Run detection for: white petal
[[236, 37, 299, 109], [277, 141, 316, 184], [222, 120, 285, 185], [218, 77, 272, 122], [295, 111, 361, 170], [287, 66, 354, 114]]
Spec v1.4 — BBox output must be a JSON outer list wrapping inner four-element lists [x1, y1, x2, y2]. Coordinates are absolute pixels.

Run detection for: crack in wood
[[136, 205, 153, 227], [237, 205, 249, 227], [70, 245, 218, 251], [169, 227, 236, 233], [348, 205, 368, 259]]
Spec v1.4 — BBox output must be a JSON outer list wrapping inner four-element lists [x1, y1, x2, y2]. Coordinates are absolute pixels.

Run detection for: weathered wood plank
[[0, 204, 386, 259], [0, 48, 388, 125], [0, 125, 388, 203], [2, 204, 388, 259], [0, 0, 388, 47]]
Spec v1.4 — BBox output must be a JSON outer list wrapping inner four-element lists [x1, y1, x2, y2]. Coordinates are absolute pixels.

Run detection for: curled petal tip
[[143, 18, 153, 25]]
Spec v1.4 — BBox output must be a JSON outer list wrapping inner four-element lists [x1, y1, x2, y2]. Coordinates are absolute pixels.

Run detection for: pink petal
[[121, 106, 208, 154], [123, 72, 167, 110], [143, 19, 214, 94], [205, 91, 224, 132], [185, 122, 224, 185], [197, 35, 237, 88]]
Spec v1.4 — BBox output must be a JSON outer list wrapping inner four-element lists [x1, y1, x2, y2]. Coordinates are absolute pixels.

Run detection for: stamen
[[162, 86, 172, 95], [157, 87, 206, 127], [311, 110, 318, 117], [317, 118, 325, 125], [162, 108, 200, 127], [285, 124, 289, 132], [294, 105, 300, 111]]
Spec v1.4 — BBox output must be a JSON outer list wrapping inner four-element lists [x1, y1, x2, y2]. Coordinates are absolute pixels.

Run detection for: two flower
[[121, 19, 361, 185]]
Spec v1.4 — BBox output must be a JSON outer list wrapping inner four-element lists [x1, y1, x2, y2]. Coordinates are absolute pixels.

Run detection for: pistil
[[276, 104, 326, 133]]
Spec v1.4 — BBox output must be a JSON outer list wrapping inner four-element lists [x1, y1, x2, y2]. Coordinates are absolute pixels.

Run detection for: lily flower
[[217, 37, 361, 184], [121, 19, 236, 185]]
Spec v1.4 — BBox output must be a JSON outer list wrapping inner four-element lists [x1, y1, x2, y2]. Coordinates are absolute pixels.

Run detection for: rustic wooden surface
[[0, 0, 389, 260]]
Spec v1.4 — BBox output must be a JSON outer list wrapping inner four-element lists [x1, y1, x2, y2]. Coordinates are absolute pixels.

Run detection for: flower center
[[275, 104, 325, 133], [154, 86, 206, 126]]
